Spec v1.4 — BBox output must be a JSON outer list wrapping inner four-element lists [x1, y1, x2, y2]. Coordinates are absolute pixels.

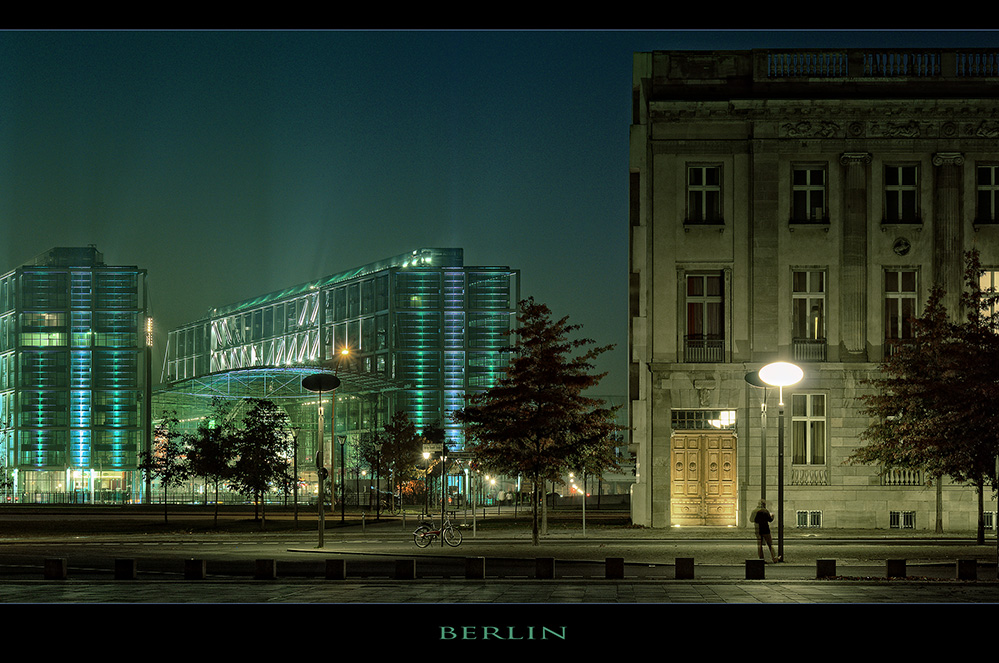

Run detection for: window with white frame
[[884, 165, 919, 222], [885, 269, 918, 343], [792, 393, 826, 465], [977, 165, 999, 223], [686, 165, 721, 223], [791, 166, 827, 222]]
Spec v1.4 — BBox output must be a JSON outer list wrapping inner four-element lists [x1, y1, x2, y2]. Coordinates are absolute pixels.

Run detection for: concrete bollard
[[44, 558, 67, 580], [605, 557, 625, 579], [745, 559, 765, 579], [535, 557, 555, 579], [816, 559, 837, 579], [185, 559, 207, 580], [395, 559, 416, 580], [957, 558, 978, 580], [326, 558, 346, 580], [254, 559, 277, 580], [465, 557, 485, 580], [675, 557, 695, 579], [886, 559, 907, 578], [114, 558, 137, 580]]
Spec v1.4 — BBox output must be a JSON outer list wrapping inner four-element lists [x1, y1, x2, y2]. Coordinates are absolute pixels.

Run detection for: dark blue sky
[[2, 29, 997, 392]]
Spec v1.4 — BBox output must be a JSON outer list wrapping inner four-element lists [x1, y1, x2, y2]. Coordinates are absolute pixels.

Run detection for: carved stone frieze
[[779, 120, 841, 138], [868, 120, 922, 138]]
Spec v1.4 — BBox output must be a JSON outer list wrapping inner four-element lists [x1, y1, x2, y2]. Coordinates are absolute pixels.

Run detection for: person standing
[[751, 499, 779, 562]]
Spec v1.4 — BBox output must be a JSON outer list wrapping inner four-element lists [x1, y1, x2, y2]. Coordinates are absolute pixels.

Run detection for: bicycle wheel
[[443, 525, 462, 547], [414, 525, 432, 548]]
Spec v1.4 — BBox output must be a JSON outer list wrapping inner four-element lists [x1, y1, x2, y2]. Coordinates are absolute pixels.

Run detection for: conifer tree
[[452, 298, 622, 545]]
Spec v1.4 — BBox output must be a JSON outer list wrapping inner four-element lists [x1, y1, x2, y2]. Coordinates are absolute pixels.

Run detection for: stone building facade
[[629, 49, 999, 530]]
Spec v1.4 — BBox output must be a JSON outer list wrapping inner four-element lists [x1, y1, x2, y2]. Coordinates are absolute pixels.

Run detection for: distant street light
[[758, 361, 803, 562]]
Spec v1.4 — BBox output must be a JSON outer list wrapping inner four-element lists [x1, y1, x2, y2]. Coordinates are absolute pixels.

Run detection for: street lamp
[[757, 361, 803, 562], [744, 371, 769, 502], [301, 373, 340, 549], [301, 347, 350, 549], [422, 451, 431, 517]]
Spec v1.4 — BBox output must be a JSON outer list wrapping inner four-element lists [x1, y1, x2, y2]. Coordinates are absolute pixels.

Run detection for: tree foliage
[[185, 398, 238, 526], [137, 410, 188, 523], [851, 250, 999, 542], [452, 297, 623, 545], [229, 399, 294, 529]]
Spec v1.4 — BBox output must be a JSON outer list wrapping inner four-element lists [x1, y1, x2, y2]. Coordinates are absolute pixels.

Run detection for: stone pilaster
[[839, 152, 871, 361], [932, 152, 964, 317]]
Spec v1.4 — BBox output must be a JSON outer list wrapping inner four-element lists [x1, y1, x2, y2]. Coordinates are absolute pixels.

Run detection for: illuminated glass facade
[[0, 247, 148, 501], [164, 248, 519, 448]]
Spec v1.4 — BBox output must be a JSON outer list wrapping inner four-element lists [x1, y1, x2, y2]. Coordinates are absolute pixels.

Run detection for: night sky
[[2, 29, 997, 393]]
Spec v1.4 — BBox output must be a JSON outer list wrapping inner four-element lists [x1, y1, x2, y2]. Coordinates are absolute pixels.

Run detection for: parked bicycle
[[413, 514, 462, 547]]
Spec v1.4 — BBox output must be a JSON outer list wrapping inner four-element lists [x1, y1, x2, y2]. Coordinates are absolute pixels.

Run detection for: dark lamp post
[[302, 372, 341, 549], [758, 361, 803, 563]]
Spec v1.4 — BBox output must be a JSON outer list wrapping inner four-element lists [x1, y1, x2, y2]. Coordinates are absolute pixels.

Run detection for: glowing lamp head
[[758, 361, 803, 405], [758, 362, 803, 387]]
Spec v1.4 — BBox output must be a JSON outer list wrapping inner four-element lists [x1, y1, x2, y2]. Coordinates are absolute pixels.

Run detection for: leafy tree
[[452, 297, 624, 545], [230, 399, 294, 530], [852, 250, 999, 543], [185, 398, 237, 526], [137, 411, 188, 523], [380, 411, 424, 508]]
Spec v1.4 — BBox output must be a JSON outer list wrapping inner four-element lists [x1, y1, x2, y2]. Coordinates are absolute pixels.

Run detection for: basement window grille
[[796, 510, 822, 528], [889, 510, 916, 529]]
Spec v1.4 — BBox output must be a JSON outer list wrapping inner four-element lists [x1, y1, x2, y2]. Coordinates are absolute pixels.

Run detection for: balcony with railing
[[792, 337, 827, 362], [683, 335, 724, 363]]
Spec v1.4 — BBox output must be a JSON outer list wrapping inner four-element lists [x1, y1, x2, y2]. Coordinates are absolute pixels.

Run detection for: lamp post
[[758, 361, 803, 562], [338, 435, 346, 523], [301, 348, 349, 549], [744, 371, 769, 502], [301, 373, 340, 549]]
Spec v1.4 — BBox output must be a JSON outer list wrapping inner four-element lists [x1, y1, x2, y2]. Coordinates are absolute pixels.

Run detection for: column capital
[[839, 152, 871, 166], [933, 152, 964, 166]]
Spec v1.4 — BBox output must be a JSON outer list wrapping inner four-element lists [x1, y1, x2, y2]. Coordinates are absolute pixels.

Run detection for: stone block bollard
[[114, 558, 136, 580], [745, 559, 765, 579], [957, 558, 977, 580], [535, 557, 555, 579], [185, 559, 207, 580], [886, 559, 906, 578], [605, 557, 625, 579], [254, 559, 277, 580], [44, 558, 67, 580], [326, 558, 346, 580], [465, 557, 485, 580], [395, 559, 416, 580], [816, 559, 837, 578], [675, 557, 695, 579]]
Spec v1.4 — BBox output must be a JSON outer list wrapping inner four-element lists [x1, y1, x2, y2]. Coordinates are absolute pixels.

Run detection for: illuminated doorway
[[670, 431, 738, 526]]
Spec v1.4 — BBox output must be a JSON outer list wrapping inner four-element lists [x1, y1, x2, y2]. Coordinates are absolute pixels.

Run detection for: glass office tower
[[163, 248, 520, 450], [0, 247, 148, 502]]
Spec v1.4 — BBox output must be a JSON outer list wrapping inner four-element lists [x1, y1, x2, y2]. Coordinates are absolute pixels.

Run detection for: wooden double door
[[670, 432, 738, 526]]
